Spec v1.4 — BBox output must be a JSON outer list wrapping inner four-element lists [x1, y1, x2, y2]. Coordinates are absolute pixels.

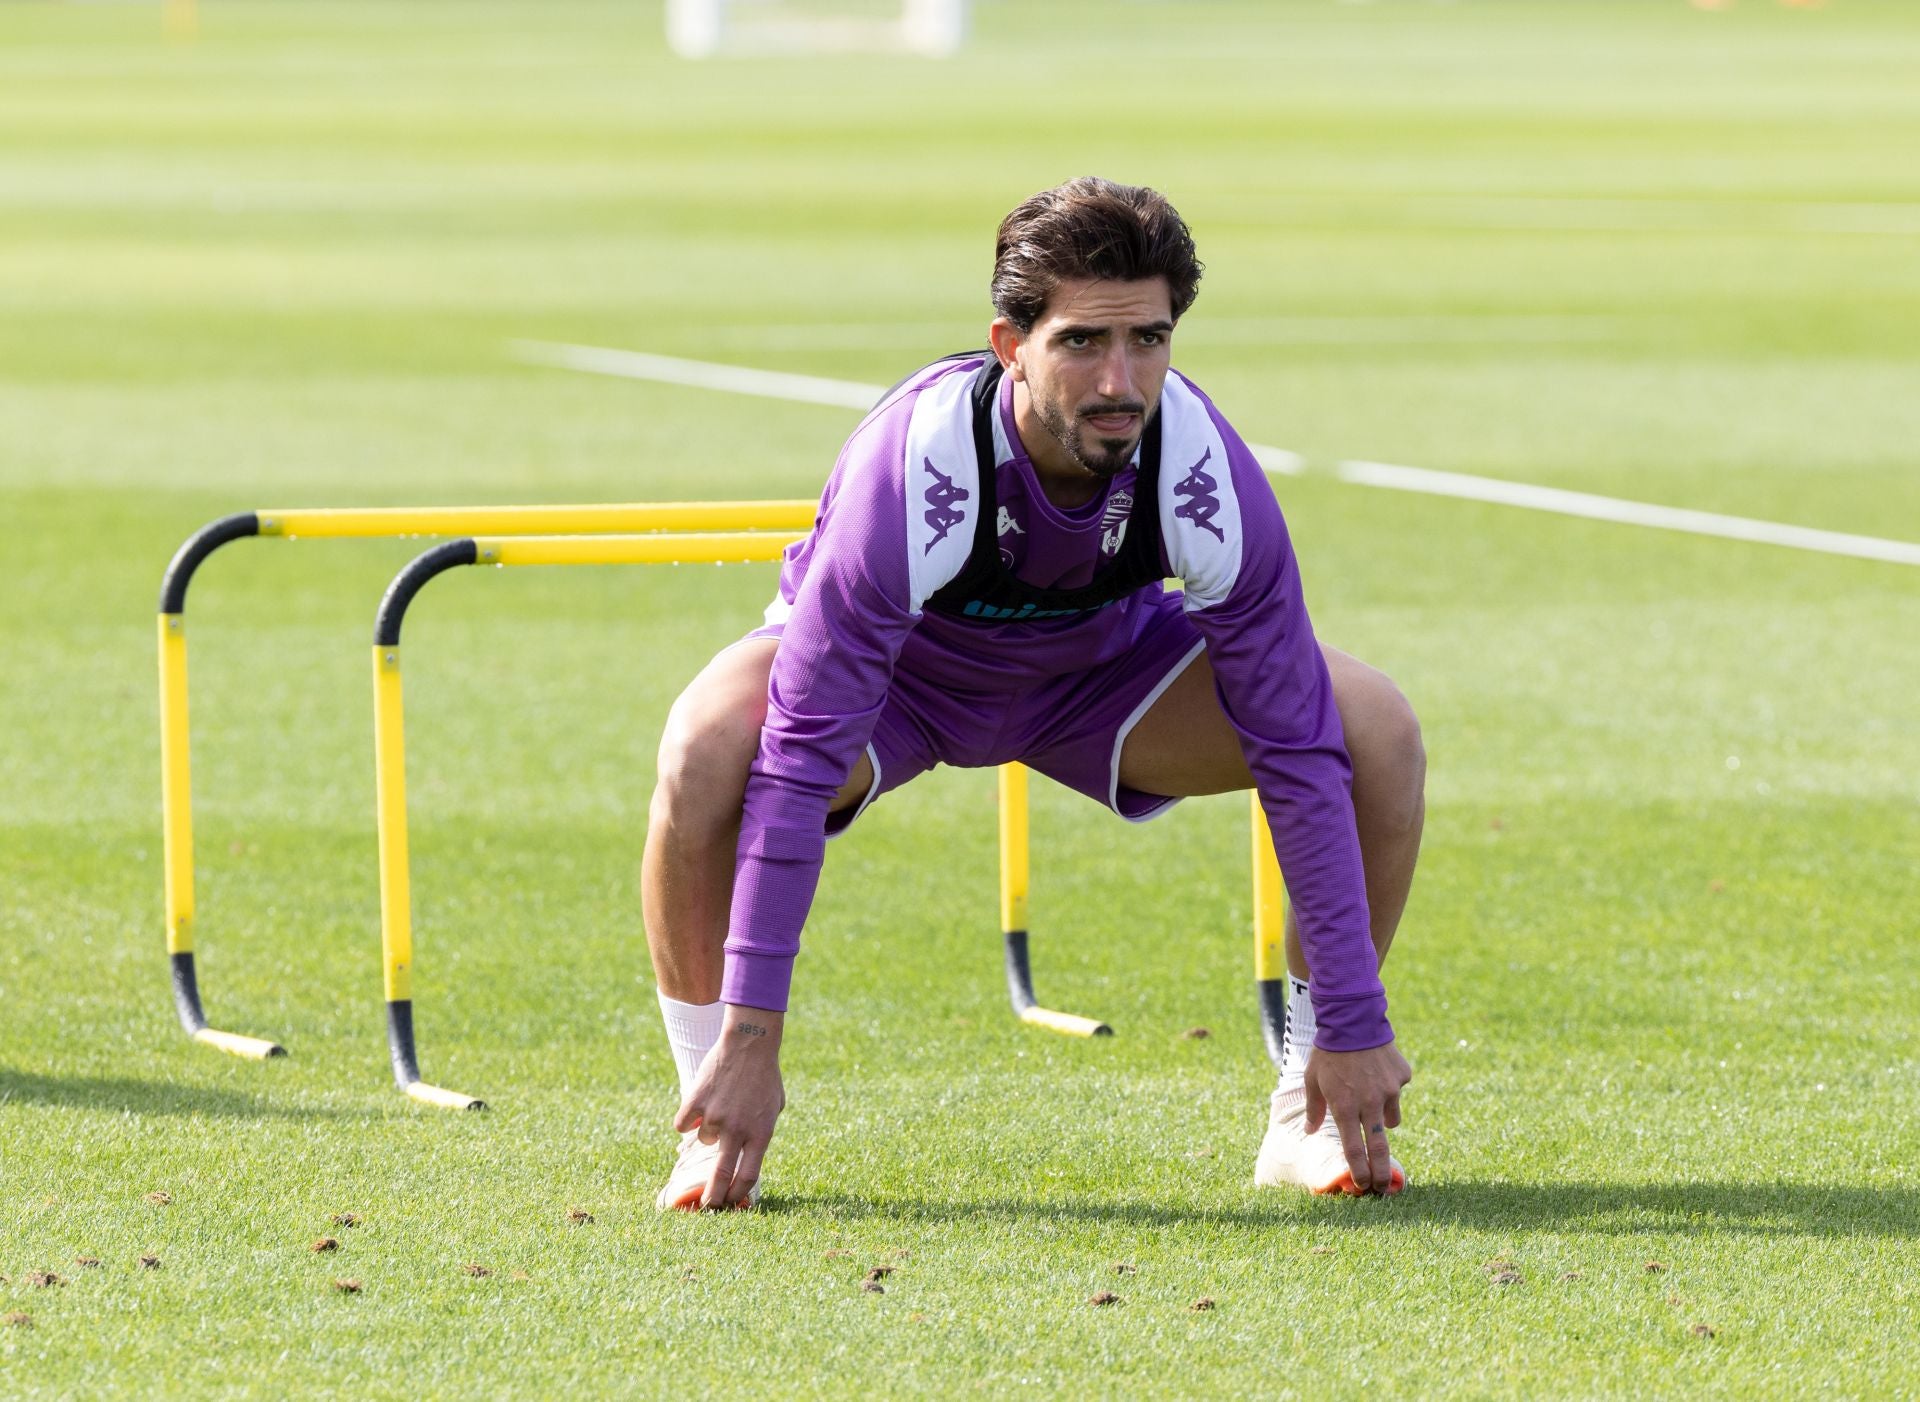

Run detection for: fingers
[[1382, 1090, 1402, 1131], [1331, 1104, 1370, 1194], [1304, 1074, 1327, 1136], [1364, 1116, 1393, 1193], [700, 1132, 742, 1210], [675, 1090, 706, 1136], [728, 1139, 766, 1208]]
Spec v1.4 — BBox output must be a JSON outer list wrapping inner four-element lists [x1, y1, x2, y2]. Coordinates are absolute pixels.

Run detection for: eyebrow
[[1051, 320, 1176, 339]]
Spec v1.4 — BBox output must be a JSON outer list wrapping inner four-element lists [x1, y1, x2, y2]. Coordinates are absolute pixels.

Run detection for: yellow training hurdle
[[156, 502, 816, 1059], [999, 775, 1289, 1055]]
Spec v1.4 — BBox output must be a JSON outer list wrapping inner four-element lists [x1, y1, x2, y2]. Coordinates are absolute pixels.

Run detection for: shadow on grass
[[782, 1181, 1920, 1239], [0, 1068, 362, 1122]]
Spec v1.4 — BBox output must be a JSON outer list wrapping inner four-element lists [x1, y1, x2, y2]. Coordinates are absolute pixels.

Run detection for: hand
[[673, 1004, 786, 1209], [1303, 1039, 1412, 1195]]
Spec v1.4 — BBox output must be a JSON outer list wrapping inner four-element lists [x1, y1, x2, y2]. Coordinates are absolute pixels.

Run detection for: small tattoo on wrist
[[734, 1022, 767, 1038]]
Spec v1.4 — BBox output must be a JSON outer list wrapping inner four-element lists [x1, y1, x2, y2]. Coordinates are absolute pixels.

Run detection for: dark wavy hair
[[991, 177, 1203, 332]]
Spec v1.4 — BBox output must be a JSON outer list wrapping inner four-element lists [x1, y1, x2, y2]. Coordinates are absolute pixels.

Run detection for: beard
[[1035, 391, 1149, 480]]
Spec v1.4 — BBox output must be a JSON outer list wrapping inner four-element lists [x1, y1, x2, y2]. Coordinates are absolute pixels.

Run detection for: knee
[[651, 696, 759, 833], [1346, 675, 1425, 833]]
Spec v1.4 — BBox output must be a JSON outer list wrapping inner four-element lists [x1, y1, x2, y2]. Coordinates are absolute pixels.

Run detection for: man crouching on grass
[[642, 176, 1424, 1209]]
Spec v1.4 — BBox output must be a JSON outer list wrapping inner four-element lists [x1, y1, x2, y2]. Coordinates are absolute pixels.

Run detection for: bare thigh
[[667, 637, 871, 814], [1117, 643, 1388, 798]]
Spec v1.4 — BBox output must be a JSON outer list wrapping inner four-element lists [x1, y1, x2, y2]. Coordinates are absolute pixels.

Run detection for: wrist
[[719, 1004, 784, 1056]]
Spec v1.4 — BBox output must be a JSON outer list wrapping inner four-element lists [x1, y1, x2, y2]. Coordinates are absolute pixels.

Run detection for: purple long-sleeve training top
[[720, 354, 1391, 1053]]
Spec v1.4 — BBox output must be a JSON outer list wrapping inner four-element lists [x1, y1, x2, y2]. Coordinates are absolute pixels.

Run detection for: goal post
[[666, 0, 969, 59]]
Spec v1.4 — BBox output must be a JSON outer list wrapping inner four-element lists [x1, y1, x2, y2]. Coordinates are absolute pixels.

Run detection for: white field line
[[510, 339, 1918, 568], [1252, 445, 1307, 476], [1338, 461, 1920, 567], [509, 339, 880, 411]]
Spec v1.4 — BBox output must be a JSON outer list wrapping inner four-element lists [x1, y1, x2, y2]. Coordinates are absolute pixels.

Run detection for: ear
[[988, 318, 1026, 381]]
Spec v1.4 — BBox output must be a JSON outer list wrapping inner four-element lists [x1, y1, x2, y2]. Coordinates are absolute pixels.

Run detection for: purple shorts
[[751, 590, 1206, 833]]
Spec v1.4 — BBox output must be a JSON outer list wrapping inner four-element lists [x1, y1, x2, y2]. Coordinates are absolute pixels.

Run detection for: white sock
[[1277, 975, 1315, 1091], [657, 991, 724, 1103]]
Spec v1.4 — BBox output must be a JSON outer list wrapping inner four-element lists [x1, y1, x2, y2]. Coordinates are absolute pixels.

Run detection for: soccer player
[[644, 177, 1424, 1209]]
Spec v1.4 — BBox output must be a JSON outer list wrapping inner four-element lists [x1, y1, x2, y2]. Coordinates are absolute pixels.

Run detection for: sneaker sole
[[1313, 1166, 1407, 1198], [659, 1183, 759, 1212]]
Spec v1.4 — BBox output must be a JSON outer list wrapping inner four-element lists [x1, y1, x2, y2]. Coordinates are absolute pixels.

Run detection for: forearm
[[1251, 761, 1389, 1051], [1186, 434, 1388, 1049], [722, 767, 836, 1010]]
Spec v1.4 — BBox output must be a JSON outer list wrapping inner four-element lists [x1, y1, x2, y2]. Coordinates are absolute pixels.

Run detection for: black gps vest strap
[[924, 358, 1165, 623]]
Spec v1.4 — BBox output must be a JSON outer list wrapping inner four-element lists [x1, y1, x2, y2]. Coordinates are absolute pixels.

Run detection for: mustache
[[1077, 403, 1147, 421]]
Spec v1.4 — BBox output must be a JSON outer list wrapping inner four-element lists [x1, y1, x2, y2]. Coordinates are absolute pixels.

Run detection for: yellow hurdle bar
[[260, 500, 815, 540], [156, 500, 815, 1062], [473, 532, 798, 568]]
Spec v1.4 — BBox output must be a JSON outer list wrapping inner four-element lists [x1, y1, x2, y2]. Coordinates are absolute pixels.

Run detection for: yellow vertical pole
[[158, 615, 195, 956], [997, 761, 1108, 1036], [1251, 792, 1286, 982], [373, 645, 413, 1005], [373, 634, 481, 1110], [999, 763, 1029, 935], [1252, 793, 1291, 1064]]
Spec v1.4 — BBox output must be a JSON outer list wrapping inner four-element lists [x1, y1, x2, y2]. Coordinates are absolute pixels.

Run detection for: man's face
[[1000, 277, 1175, 480]]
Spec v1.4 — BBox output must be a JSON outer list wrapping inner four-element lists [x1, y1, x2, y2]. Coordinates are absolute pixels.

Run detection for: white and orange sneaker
[[654, 1130, 762, 1212], [1254, 1085, 1406, 1197]]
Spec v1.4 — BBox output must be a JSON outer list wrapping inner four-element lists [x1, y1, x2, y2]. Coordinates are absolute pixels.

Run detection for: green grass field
[[3, 0, 1918, 1393]]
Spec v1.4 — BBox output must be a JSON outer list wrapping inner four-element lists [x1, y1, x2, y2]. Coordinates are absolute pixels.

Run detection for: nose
[[1096, 343, 1132, 400]]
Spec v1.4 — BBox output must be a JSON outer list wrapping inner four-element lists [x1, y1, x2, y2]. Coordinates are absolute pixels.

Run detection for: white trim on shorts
[[713, 629, 780, 662], [1106, 638, 1208, 823], [825, 742, 883, 841]]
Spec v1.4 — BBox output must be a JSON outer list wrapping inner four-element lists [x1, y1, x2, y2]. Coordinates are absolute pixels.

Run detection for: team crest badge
[[1100, 489, 1132, 556]]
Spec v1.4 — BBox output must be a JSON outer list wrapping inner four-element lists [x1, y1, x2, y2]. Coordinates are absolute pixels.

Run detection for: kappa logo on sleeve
[[922, 459, 969, 552], [1173, 448, 1225, 542]]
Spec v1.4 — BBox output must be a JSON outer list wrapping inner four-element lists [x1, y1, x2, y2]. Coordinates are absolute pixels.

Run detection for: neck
[[1010, 379, 1105, 511]]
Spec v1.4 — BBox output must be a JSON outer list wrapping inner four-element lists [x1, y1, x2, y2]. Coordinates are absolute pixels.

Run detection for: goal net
[[666, 0, 969, 59]]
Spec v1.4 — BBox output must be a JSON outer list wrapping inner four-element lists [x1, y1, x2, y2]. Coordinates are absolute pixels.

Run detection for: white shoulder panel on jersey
[[902, 359, 989, 613], [1156, 371, 1243, 612], [989, 381, 1014, 467]]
